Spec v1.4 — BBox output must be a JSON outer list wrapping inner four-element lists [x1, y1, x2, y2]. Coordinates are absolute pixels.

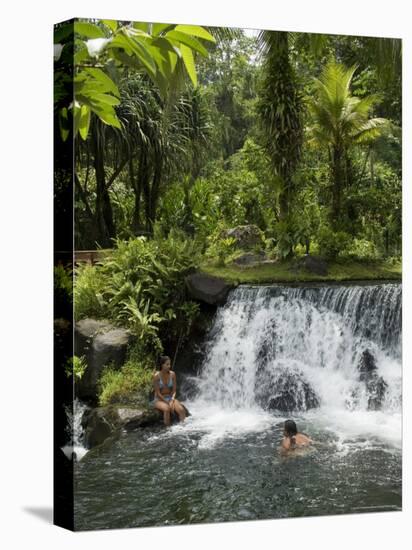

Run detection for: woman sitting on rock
[[153, 356, 187, 426]]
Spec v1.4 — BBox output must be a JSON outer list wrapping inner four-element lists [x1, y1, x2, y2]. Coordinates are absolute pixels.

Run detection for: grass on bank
[[200, 258, 402, 285]]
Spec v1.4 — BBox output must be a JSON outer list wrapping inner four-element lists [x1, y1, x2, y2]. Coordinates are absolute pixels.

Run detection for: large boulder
[[81, 403, 191, 449], [255, 367, 320, 413], [186, 273, 234, 306], [81, 405, 163, 449], [74, 319, 136, 400], [74, 319, 112, 353], [221, 225, 264, 249]]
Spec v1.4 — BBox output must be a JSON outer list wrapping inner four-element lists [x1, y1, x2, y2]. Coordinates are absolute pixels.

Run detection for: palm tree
[[117, 75, 212, 234], [308, 62, 388, 228]]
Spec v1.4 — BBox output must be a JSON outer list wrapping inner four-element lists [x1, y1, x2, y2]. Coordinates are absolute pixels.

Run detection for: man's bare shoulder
[[296, 433, 312, 445]]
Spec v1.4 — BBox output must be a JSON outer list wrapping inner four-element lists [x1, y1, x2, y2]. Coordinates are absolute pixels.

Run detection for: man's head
[[284, 419, 297, 437]]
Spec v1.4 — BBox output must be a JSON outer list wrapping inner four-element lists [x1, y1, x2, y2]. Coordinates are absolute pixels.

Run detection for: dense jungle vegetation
[[54, 20, 401, 403]]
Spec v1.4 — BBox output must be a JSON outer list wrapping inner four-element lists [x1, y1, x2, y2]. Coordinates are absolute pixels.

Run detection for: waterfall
[[61, 398, 89, 461], [189, 283, 401, 447]]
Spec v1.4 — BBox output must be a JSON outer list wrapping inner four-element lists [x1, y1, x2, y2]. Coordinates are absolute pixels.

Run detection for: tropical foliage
[[74, 230, 201, 353], [58, 20, 401, 395], [54, 19, 216, 140], [98, 345, 154, 406], [257, 31, 304, 221], [308, 62, 388, 228]]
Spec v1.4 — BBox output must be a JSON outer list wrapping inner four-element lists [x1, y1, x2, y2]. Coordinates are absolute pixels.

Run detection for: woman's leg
[[154, 400, 171, 426], [173, 399, 186, 422]]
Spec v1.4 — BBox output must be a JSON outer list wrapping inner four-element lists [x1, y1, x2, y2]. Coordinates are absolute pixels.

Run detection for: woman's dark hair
[[158, 355, 171, 368], [284, 420, 297, 437]]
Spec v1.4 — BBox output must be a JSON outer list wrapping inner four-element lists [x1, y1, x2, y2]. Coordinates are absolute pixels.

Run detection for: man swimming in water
[[281, 419, 312, 451]]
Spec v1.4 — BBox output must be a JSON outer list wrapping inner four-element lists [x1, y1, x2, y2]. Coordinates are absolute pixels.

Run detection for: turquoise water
[[74, 412, 401, 530]]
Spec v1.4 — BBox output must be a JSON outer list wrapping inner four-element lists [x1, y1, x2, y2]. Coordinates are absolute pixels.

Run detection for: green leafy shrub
[[65, 355, 87, 380], [344, 238, 381, 260], [158, 182, 191, 234], [54, 264, 73, 318], [387, 255, 402, 266], [270, 216, 311, 259], [317, 227, 352, 259], [98, 346, 154, 406], [205, 236, 237, 267], [74, 263, 106, 321], [74, 232, 201, 354], [54, 264, 73, 296]]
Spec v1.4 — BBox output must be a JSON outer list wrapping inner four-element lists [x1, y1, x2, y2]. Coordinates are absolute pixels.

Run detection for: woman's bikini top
[[158, 372, 173, 390]]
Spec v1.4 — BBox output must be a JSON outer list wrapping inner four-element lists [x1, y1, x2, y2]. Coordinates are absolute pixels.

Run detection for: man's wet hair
[[284, 419, 298, 436]]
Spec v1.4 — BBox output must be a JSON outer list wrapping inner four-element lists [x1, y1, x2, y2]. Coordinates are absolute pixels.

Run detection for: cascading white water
[[61, 398, 89, 460], [184, 283, 401, 449]]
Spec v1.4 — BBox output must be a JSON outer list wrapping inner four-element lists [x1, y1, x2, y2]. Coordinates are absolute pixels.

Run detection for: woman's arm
[[171, 371, 177, 401]]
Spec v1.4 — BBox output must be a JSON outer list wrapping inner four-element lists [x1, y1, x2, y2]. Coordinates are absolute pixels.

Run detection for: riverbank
[[201, 258, 401, 285]]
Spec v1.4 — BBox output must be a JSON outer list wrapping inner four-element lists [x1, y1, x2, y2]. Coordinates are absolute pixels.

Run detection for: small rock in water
[[354, 350, 388, 410], [255, 368, 320, 412]]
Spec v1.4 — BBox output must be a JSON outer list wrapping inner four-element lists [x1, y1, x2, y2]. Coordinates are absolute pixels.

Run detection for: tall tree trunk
[[142, 168, 152, 233], [331, 145, 343, 229], [130, 153, 145, 233], [279, 188, 290, 221], [146, 155, 163, 232], [91, 125, 116, 248], [370, 149, 375, 186]]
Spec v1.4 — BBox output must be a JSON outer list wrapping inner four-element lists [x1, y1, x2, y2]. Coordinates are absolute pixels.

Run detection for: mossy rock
[[221, 225, 264, 249], [81, 404, 163, 449]]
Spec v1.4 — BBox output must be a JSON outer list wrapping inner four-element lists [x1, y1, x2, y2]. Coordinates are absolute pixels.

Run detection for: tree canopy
[[54, 19, 402, 260]]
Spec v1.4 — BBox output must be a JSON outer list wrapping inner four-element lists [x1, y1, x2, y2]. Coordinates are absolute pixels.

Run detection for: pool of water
[[74, 404, 401, 531]]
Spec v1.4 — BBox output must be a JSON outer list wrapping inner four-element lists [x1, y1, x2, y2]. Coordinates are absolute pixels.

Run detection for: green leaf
[[91, 93, 120, 106], [111, 49, 144, 70], [109, 34, 133, 55], [152, 23, 175, 36], [133, 22, 150, 32], [79, 104, 91, 140], [174, 25, 216, 42], [127, 27, 152, 40], [89, 103, 122, 129], [102, 19, 118, 33], [74, 21, 106, 39], [165, 30, 208, 57], [126, 35, 157, 74], [180, 44, 197, 87], [59, 107, 70, 141], [149, 39, 178, 79], [83, 68, 120, 97], [74, 43, 89, 64], [110, 33, 156, 76], [73, 101, 82, 137]]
